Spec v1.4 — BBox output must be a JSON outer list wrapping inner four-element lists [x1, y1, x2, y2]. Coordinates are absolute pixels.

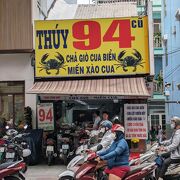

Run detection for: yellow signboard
[[35, 16, 150, 78]]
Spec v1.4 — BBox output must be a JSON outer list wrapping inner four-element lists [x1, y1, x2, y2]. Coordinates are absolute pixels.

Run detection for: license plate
[[6, 152, 15, 159], [47, 146, 54, 151], [65, 130, 70, 134], [0, 147, 5, 152], [62, 144, 69, 150]]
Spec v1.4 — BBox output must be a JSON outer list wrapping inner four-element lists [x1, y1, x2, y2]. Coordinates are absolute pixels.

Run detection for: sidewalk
[[25, 164, 66, 180]]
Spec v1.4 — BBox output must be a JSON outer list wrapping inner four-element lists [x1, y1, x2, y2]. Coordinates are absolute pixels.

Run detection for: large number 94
[[72, 20, 135, 50], [39, 108, 53, 122]]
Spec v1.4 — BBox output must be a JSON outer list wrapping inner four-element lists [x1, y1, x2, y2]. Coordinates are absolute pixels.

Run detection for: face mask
[[100, 127, 105, 133], [171, 123, 175, 129], [111, 133, 116, 140]]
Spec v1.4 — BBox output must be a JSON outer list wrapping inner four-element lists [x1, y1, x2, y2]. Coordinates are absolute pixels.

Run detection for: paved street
[[25, 165, 66, 180]]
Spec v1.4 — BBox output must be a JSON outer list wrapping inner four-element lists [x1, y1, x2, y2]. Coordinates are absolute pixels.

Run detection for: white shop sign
[[37, 103, 54, 131], [124, 104, 148, 139]]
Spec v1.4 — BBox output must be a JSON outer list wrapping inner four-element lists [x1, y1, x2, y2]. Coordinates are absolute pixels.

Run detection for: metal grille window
[[0, 82, 25, 126], [97, 0, 137, 4], [137, 0, 145, 6], [150, 114, 166, 130]]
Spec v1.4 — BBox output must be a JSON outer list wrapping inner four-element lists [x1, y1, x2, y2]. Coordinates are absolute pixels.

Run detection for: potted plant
[[131, 138, 140, 148]]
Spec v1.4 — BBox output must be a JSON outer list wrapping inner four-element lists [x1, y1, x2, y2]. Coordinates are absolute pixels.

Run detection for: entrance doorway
[[150, 113, 166, 130]]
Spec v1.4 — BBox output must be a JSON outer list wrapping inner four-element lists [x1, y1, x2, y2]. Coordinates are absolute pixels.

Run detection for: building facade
[[29, 0, 154, 152], [162, 0, 180, 125], [0, 0, 56, 128], [137, 0, 165, 131]]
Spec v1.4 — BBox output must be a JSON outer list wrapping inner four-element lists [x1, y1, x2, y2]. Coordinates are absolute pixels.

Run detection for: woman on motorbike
[[97, 124, 130, 180], [91, 120, 113, 152]]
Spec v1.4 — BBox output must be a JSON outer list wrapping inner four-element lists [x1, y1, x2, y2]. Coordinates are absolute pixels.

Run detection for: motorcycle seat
[[0, 162, 16, 170], [126, 163, 152, 176], [7, 144, 15, 149]]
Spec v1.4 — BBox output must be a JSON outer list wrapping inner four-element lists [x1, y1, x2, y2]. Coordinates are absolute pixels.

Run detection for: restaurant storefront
[[29, 14, 153, 152], [29, 78, 150, 152]]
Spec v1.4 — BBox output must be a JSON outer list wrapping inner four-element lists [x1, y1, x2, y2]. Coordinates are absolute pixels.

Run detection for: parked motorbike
[[0, 139, 6, 164], [0, 160, 27, 180], [46, 137, 57, 166], [58, 137, 71, 165], [57, 126, 75, 165], [2, 127, 31, 164]]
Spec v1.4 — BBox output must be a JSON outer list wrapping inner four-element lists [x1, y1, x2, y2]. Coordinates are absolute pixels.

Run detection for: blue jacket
[[97, 138, 129, 169]]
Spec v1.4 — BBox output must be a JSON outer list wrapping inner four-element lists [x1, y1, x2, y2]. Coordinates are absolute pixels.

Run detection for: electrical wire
[[163, 48, 180, 79], [162, 48, 180, 56]]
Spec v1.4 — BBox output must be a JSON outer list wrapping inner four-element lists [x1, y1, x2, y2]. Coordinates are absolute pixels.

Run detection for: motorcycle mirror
[[97, 144, 103, 151], [24, 124, 28, 130]]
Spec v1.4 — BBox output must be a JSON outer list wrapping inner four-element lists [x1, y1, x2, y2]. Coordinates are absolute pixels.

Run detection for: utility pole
[[145, 0, 148, 15], [147, 0, 154, 77]]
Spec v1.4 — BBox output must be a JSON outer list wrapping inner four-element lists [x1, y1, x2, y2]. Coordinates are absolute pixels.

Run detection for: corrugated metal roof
[[74, 2, 137, 19], [47, 1, 137, 20], [97, 0, 137, 3], [28, 78, 149, 97]]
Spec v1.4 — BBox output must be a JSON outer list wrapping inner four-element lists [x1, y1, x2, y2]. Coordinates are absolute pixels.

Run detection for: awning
[[28, 78, 150, 98]]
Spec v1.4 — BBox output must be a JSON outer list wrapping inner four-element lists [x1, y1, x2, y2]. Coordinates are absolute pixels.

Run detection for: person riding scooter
[[97, 124, 130, 180], [157, 116, 180, 179], [90, 120, 113, 152]]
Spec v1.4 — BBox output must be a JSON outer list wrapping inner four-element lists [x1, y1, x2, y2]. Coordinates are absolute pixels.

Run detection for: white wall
[[47, 0, 78, 20], [0, 53, 37, 128]]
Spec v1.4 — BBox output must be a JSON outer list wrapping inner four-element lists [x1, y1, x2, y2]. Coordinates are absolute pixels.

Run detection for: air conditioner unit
[[175, 8, 180, 20], [163, 34, 168, 40], [162, 34, 168, 43]]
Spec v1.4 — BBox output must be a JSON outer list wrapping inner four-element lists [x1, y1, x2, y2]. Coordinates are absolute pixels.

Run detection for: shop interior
[[38, 97, 125, 128]]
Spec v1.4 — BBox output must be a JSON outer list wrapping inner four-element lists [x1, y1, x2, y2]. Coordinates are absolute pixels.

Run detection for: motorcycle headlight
[[22, 149, 31, 157]]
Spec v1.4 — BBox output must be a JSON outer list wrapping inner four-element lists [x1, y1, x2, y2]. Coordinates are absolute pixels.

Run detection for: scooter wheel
[[4, 176, 22, 180], [64, 157, 68, 165], [48, 155, 52, 166], [163, 175, 180, 180], [145, 176, 157, 180], [59, 176, 74, 180]]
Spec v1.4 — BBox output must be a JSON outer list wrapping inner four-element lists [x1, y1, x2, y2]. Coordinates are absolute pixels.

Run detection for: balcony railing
[[137, 0, 145, 6], [154, 71, 163, 93], [97, 0, 137, 4], [95, 0, 147, 5], [154, 81, 163, 93], [154, 33, 162, 48]]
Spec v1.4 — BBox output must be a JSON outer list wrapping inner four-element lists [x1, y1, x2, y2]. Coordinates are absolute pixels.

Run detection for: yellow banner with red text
[[35, 16, 150, 78]]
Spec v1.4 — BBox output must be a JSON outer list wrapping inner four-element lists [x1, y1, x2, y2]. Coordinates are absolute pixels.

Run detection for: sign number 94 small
[[38, 108, 53, 122], [72, 19, 135, 50]]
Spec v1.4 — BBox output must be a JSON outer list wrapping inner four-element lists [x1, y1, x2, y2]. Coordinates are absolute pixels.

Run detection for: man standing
[[102, 111, 110, 121], [92, 111, 101, 130]]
